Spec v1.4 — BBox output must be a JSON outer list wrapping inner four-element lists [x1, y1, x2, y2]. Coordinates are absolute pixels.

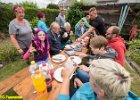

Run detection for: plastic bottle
[[32, 70, 48, 100], [29, 61, 38, 74], [41, 62, 52, 92], [45, 74, 52, 92]]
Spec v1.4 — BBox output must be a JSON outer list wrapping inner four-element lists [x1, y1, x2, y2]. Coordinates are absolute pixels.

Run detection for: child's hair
[[34, 28, 50, 51], [90, 35, 108, 49]]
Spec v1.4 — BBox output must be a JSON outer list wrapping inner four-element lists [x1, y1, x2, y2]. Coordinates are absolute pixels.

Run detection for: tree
[[20, 1, 38, 8], [47, 3, 59, 9], [66, 1, 84, 31]]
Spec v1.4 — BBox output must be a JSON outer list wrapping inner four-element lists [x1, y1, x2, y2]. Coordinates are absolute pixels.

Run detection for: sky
[[1, 0, 61, 8]]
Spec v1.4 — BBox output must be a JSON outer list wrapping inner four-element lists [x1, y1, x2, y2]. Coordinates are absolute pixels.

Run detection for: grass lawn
[[0, 59, 27, 81], [125, 63, 140, 96], [3, 89, 18, 96]]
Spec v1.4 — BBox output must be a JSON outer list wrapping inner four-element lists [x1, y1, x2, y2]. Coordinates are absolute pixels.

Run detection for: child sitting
[[23, 28, 50, 64]]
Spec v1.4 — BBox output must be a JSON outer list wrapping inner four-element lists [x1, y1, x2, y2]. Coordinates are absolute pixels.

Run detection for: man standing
[[47, 22, 61, 55], [106, 26, 126, 66], [56, 9, 66, 28], [77, 7, 106, 41]]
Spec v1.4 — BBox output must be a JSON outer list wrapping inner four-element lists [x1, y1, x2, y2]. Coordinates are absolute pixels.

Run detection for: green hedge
[[0, 3, 59, 34], [25, 8, 59, 28], [0, 40, 19, 64], [0, 3, 13, 34]]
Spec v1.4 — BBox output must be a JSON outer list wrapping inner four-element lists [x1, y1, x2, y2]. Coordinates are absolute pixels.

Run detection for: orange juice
[[32, 70, 48, 100]]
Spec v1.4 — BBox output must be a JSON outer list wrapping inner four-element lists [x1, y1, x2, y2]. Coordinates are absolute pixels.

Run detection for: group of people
[[9, 5, 139, 100], [9, 5, 72, 64]]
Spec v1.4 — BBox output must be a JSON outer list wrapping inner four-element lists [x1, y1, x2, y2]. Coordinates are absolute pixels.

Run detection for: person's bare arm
[[59, 68, 71, 95], [60, 76, 70, 95], [10, 34, 24, 54], [60, 66, 77, 95], [74, 78, 83, 88]]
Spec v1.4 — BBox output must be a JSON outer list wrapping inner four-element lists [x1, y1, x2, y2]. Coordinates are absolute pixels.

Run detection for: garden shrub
[[128, 39, 140, 65], [66, 1, 84, 31], [0, 40, 19, 65], [29, 17, 38, 29]]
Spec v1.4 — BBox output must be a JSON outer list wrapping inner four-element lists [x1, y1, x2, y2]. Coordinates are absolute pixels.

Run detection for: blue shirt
[[58, 82, 140, 100], [37, 20, 49, 33]]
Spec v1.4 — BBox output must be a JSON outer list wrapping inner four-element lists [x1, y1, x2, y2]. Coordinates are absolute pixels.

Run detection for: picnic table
[[13, 43, 88, 100]]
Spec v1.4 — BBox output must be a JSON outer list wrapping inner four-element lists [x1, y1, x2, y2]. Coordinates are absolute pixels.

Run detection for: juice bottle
[[32, 70, 48, 100]]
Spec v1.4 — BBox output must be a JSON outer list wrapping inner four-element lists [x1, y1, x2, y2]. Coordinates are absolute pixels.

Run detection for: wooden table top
[[13, 47, 88, 100]]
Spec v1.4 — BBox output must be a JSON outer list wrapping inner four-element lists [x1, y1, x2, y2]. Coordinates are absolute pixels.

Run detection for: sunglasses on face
[[106, 32, 112, 35]]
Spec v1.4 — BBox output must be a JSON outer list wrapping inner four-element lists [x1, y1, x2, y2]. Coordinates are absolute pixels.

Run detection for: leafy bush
[[66, 1, 84, 31], [128, 39, 140, 65], [0, 40, 19, 65], [47, 4, 59, 9], [29, 17, 38, 28], [0, 2, 13, 33]]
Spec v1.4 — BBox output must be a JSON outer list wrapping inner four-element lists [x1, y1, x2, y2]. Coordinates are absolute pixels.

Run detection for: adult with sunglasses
[[106, 26, 126, 67], [9, 5, 32, 55], [77, 7, 106, 42]]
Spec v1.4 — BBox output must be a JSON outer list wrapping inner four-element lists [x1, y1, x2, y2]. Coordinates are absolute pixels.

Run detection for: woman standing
[[37, 12, 49, 33], [9, 5, 32, 55]]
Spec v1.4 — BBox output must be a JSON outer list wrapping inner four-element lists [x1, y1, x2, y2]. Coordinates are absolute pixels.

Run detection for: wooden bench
[[0, 67, 30, 95]]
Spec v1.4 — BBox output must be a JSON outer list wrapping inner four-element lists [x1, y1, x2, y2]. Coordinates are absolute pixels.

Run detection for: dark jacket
[[47, 30, 61, 55], [60, 28, 72, 44]]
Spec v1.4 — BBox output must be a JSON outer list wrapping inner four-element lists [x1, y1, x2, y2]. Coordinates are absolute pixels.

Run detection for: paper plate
[[64, 50, 75, 56], [52, 54, 66, 63], [68, 56, 81, 65], [65, 45, 71, 48], [54, 67, 72, 82]]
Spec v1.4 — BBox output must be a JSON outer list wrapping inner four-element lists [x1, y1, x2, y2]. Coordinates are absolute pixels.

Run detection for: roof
[[58, 0, 140, 7]]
